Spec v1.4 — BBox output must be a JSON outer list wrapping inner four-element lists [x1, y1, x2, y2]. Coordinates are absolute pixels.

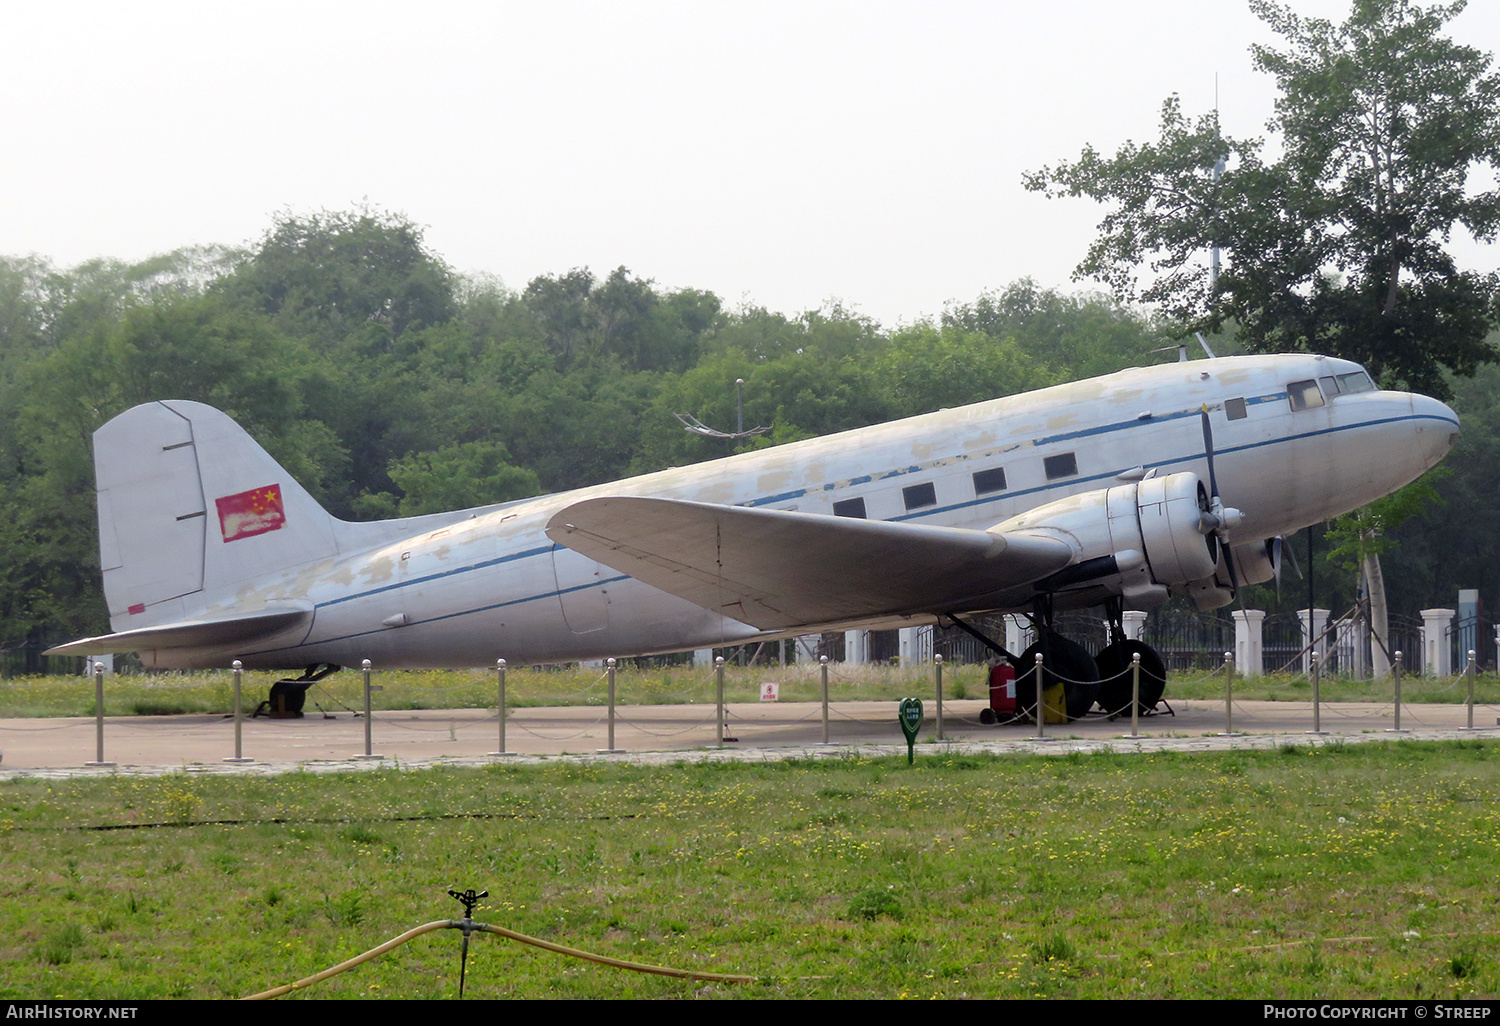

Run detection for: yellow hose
[[474, 922, 755, 983], [242, 917, 754, 999], [243, 920, 453, 1000]]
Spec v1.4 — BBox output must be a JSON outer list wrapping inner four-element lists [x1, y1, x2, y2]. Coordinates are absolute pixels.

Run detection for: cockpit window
[[1336, 371, 1375, 393], [1287, 379, 1325, 411]]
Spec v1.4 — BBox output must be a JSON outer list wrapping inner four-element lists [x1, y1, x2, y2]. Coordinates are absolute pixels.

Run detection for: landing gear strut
[[253, 663, 341, 719]]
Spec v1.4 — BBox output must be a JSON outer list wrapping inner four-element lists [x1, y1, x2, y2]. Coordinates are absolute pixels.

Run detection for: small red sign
[[216, 484, 286, 542]]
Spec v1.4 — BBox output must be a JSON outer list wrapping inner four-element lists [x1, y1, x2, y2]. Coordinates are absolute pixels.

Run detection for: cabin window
[[1043, 452, 1078, 480], [902, 482, 936, 511], [972, 467, 1007, 495], [833, 497, 867, 519], [1288, 379, 1325, 411], [1225, 397, 1247, 420]]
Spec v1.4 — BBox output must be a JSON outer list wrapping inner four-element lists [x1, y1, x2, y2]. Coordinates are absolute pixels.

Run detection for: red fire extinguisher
[[988, 662, 1016, 718]]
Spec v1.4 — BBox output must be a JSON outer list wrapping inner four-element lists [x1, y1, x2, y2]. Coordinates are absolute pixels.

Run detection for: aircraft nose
[[1411, 393, 1461, 467]]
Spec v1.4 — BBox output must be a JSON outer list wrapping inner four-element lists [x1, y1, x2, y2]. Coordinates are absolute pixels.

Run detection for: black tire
[[267, 679, 309, 716], [1094, 640, 1168, 716], [1015, 632, 1100, 723]]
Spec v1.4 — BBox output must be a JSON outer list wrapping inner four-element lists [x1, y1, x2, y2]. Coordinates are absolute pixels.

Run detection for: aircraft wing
[[545, 497, 1074, 630], [44, 605, 313, 657]]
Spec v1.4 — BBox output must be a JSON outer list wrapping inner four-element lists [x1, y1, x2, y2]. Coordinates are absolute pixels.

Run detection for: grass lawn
[[2, 740, 1499, 999]]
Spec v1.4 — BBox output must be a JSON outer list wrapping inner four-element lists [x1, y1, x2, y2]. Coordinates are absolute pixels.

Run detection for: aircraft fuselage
[[113, 354, 1460, 669]]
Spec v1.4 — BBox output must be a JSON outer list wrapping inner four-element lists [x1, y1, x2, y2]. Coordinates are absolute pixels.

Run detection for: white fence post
[[1298, 608, 1329, 674], [1004, 615, 1032, 657], [1232, 609, 1265, 678], [898, 625, 934, 667], [796, 634, 821, 663], [1420, 608, 1455, 677], [844, 630, 868, 665]]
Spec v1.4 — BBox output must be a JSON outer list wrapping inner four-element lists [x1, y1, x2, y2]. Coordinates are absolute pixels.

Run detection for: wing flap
[[545, 497, 1073, 630], [45, 605, 313, 656]]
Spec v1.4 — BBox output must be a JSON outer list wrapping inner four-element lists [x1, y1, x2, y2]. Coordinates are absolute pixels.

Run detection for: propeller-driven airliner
[[50, 353, 1458, 719]]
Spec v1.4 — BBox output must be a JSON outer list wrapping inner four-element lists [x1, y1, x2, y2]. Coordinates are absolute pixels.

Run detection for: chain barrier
[[614, 704, 722, 738], [504, 711, 611, 742]]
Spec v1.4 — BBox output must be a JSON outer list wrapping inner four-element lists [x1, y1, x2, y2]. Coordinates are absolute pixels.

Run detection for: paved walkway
[[1, 697, 1497, 779]]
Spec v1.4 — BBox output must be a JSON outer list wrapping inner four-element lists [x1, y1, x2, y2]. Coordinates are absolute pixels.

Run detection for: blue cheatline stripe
[[261, 402, 1453, 657], [316, 544, 556, 608]]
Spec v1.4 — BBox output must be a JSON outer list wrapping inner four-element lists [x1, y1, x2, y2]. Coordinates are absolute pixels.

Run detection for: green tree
[[220, 205, 455, 349], [1025, 0, 1500, 399], [383, 441, 541, 517], [874, 323, 1061, 418], [942, 279, 1173, 378]]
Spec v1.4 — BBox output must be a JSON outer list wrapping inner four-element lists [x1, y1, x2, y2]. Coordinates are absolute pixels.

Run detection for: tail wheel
[[1016, 632, 1100, 723], [1094, 640, 1168, 716]]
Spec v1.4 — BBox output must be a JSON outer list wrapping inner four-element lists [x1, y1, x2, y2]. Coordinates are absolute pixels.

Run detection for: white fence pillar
[[1233, 609, 1266, 678], [1298, 608, 1329, 674], [844, 630, 868, 665], [1122, 611, 1148, 642], [898, 625, 933, 667], [693, 648, 715, 667], [1004, 616, 1033, 658], [1420, 608, 1455, 677], [795, 635, 822, 663]]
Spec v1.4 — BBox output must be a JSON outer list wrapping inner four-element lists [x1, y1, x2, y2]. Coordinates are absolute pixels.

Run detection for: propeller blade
[[1278, 537, 1302, 576], [1224, 542, 1240, 593], [1200, 404, 1240, 595], [1199, 407, 1221, 502]]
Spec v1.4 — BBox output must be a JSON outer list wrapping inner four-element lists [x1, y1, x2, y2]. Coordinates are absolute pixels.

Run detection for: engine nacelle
[[991, 472, 1219, 607], [1230, 537, 1282, 587], [1178, 536, 1283, 611]]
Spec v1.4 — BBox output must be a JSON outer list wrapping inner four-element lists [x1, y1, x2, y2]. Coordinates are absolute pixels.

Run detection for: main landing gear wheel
[[1094, 640, 1167, 717], [1016, 632, 1100, 723], [253, 663, 341, 719]]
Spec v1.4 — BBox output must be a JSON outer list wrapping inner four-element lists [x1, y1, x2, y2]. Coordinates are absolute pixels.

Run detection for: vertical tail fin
[[95, 400, 340, 630]]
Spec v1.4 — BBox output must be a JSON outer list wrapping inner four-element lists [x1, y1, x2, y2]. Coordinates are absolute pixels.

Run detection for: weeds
[[1030, 933, 1076, 963], [847, 885, 904, 921], [35, 924, 84, 966]]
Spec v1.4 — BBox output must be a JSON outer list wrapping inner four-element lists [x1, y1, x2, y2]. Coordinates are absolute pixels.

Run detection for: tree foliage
[[1025, 0, 1500, 398], [219, 206, 456, 348]]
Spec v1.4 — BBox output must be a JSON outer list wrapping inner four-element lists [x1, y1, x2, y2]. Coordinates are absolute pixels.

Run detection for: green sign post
[[898, 697, 924, 765]]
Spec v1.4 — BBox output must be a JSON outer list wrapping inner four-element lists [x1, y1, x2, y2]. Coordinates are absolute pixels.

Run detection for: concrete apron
[[2, 698, 1498, 779]]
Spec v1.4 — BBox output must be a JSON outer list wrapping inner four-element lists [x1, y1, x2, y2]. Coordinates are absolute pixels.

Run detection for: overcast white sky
[[3, 0, 1497, 326]]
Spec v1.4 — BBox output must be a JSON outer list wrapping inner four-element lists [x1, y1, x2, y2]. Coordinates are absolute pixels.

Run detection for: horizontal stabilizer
[[45, 605, 313, 657], [545, 497, 1073, 630]]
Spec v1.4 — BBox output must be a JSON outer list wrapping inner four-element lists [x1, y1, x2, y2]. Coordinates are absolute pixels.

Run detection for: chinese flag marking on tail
[[216, 484, 286, 542]]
